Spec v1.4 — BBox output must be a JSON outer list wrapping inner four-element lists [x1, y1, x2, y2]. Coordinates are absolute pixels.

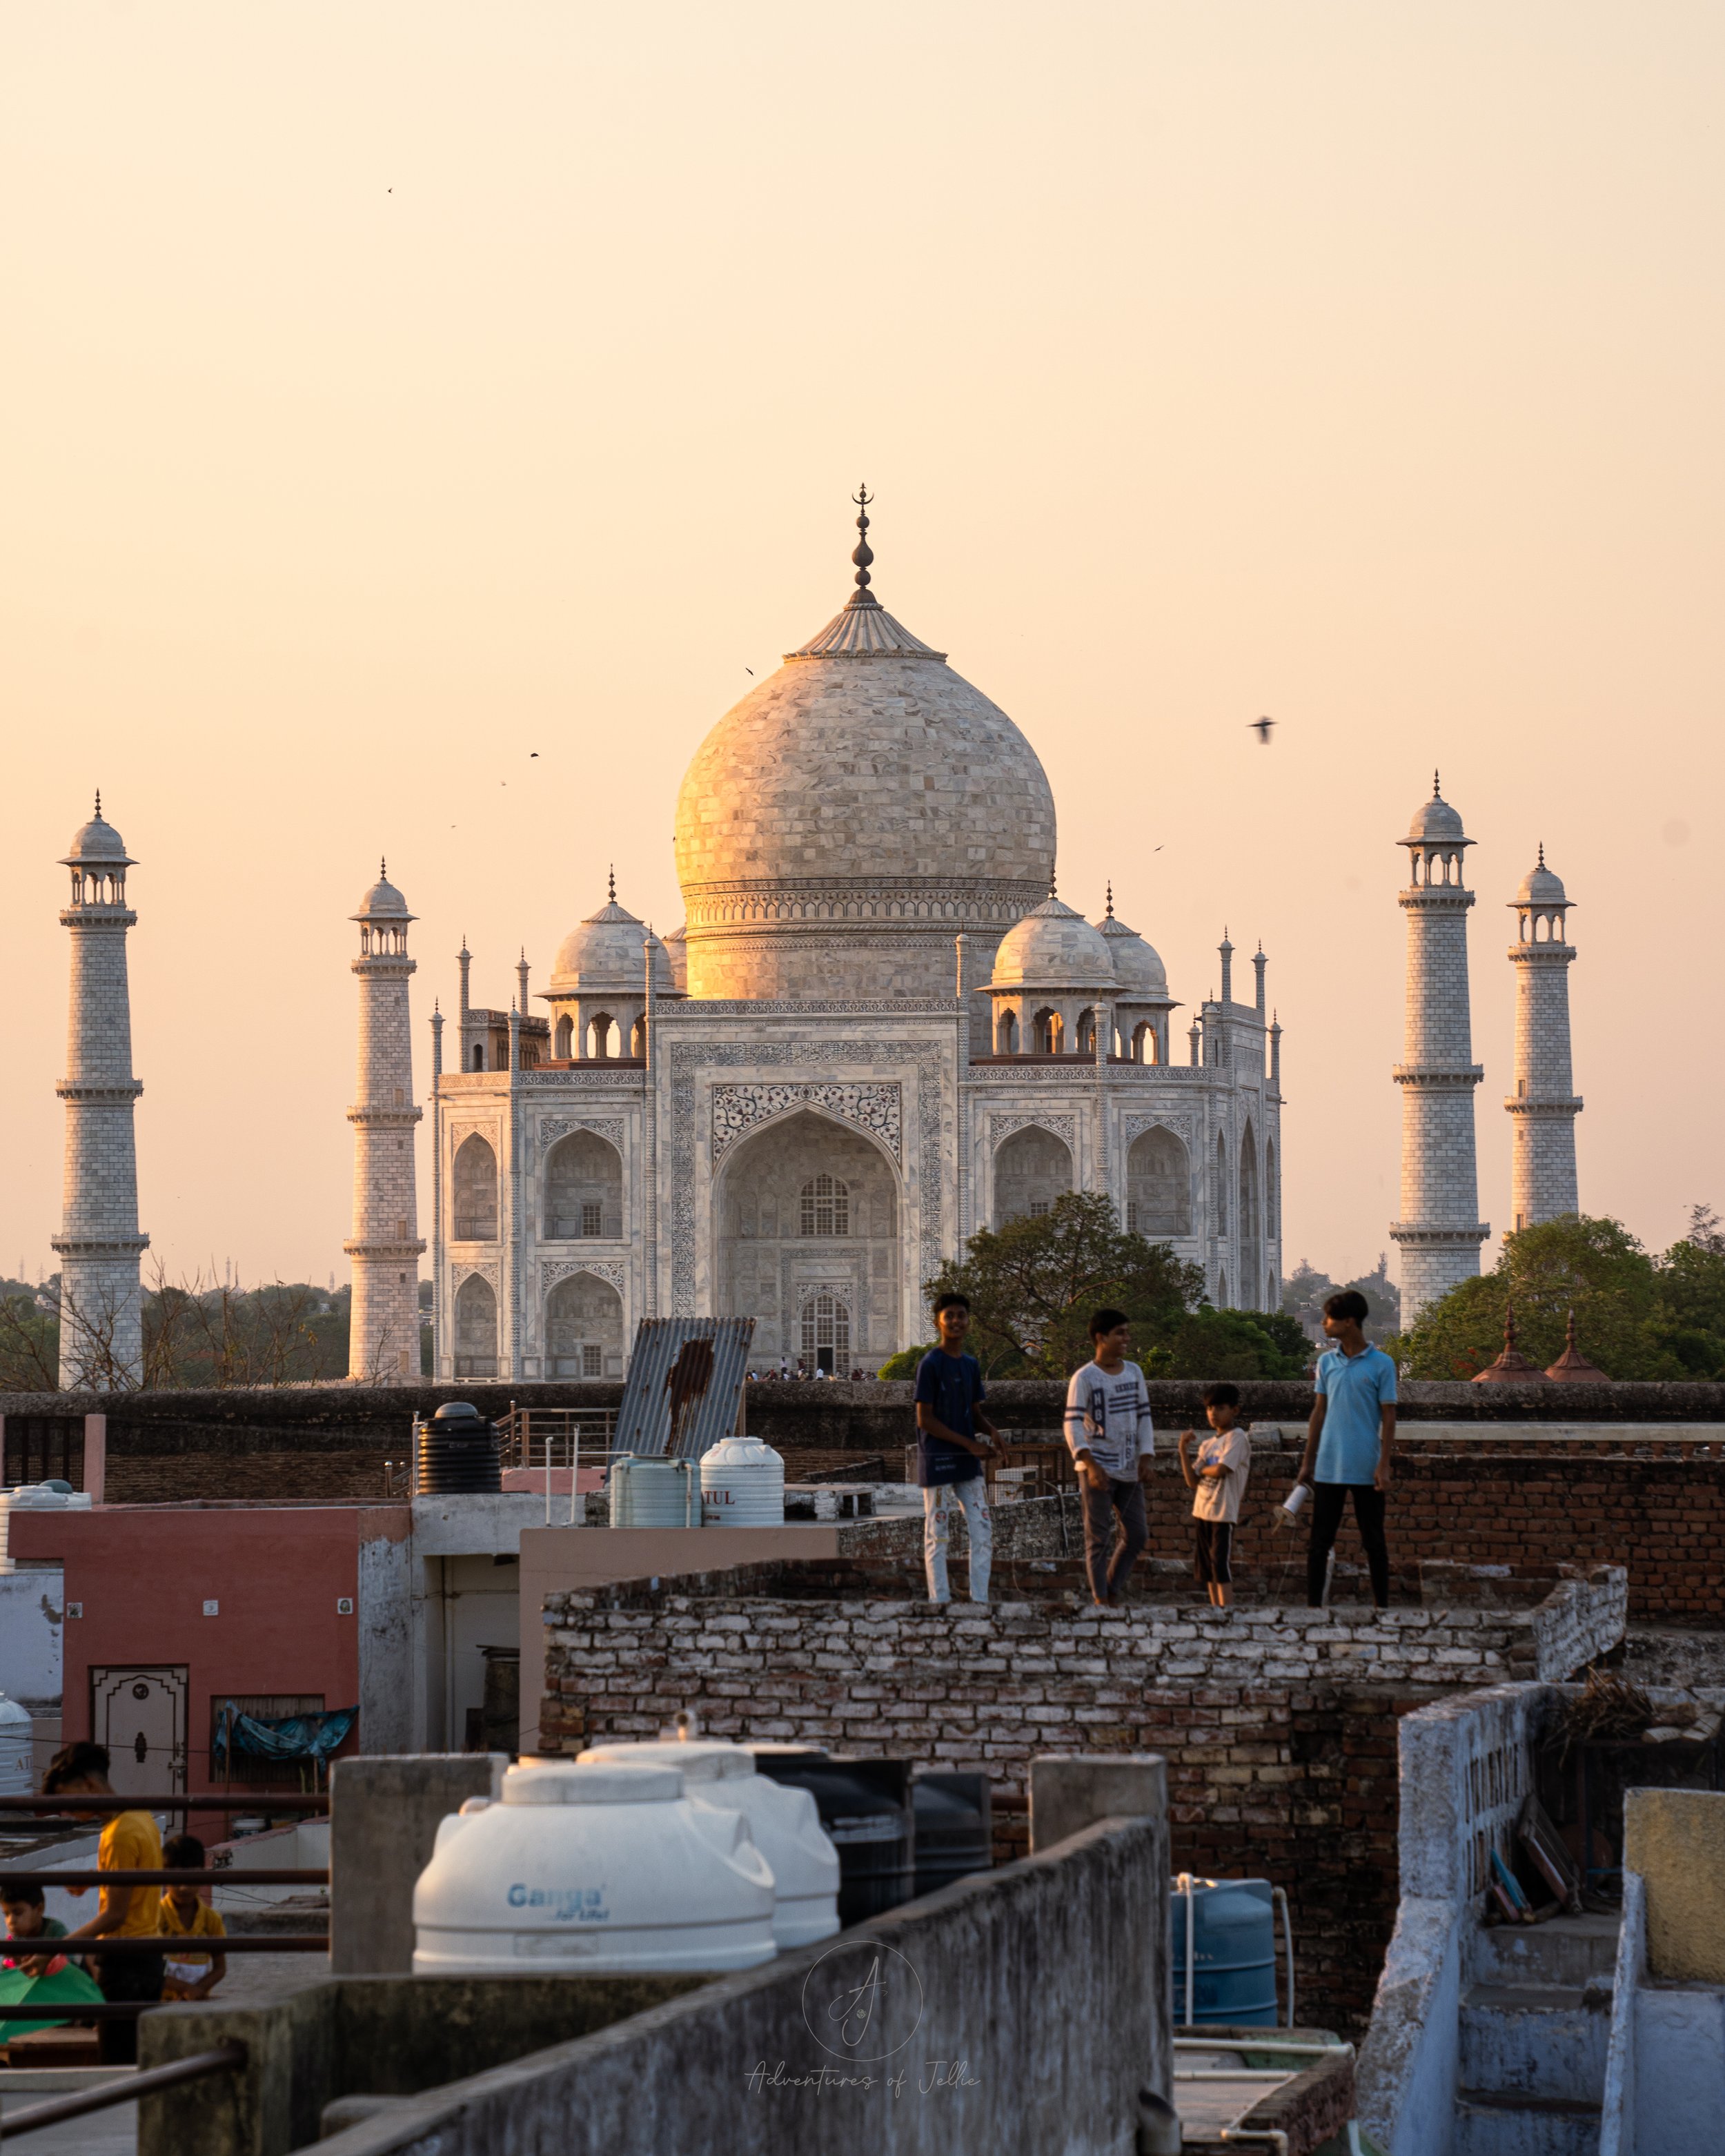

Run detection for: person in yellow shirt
[[157, 1834, 227, 2001], [41, 1741, 165, 2064]]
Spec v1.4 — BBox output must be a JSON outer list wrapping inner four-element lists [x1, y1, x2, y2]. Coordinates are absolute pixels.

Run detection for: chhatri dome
[[551, 872, 676, 996], [673, 488, 1057, 1000]]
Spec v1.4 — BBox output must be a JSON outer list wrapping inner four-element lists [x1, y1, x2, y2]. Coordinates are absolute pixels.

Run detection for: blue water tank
[[1172, 1876, 1279, 2027]]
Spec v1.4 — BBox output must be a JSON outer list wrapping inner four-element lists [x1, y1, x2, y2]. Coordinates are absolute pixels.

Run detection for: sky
[[1, 1, 1721, 1297]]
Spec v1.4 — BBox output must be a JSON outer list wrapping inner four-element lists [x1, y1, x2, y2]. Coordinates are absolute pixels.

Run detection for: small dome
[[354, 863, 411, 921], [1096, 909, 1168, 1000], [1405, 778, 1468, 844], [1515, 854, 1568, 907], [63, 796, 131, 867], [990, 893, 1117, 993], [551, 891, 673, 995]]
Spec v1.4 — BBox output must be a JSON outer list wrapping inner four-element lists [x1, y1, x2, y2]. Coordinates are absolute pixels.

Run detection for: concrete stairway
[[1455, 1912, 1619, 2156]]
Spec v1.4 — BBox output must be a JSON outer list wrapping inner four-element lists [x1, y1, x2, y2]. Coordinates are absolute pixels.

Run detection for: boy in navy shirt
[[913, 1292, 998, 1605]]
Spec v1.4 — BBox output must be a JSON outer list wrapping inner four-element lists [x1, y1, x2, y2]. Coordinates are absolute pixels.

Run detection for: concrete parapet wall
[[142, 1797, 1172, 2156], [1356, 1682, 1557, 2156]]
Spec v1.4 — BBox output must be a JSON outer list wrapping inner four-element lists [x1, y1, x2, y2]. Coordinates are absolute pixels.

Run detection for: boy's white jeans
[[922, 1479, 992, 1604]]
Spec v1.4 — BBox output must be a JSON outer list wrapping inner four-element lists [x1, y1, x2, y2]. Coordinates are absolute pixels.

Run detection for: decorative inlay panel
[[711, 1082, 902, 1166], [1122, 1111, 1196, 1145], [987, 1111, 1076, 1151], [540, 1259, 627, 1296], [537, 1116, 626, 1155], [451, 1260, 499, 1290]]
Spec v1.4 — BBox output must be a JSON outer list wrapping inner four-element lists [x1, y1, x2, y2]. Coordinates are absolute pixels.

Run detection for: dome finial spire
[[94, 789, 101, 818], [608, 863, 616, 903], [1048, 865, 1058, 900], [380, 856, 387, 880], [850, 484, 875, 595], [1105, 880, 1114, 918], [1433, 768, 1441, 798], [1538, 840, 1546, 867]]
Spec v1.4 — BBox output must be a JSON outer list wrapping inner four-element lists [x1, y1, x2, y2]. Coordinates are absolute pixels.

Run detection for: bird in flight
[[745, 666, 754, 676], [1248, 716, 1276, 745]]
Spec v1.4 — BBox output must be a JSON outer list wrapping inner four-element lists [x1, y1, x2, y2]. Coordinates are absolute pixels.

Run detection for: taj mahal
[[45, 502, 1593, 1390], [395, 500, 1285, 1381]]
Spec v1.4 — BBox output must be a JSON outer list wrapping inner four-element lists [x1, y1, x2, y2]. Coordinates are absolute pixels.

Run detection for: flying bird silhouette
[[745, 666, 754, 676], [1249, 716, 1276, 745]]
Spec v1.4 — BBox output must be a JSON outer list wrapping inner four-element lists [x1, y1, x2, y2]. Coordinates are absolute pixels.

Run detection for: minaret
[[1506, 847, 1580, 1232], [52, 796, 148, 1388], [345, 862, 425, 1383], [1390, 776, 1489, 1325]]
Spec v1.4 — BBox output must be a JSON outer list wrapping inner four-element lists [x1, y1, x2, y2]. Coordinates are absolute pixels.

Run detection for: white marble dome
[[1515, 855, 1568, 907], [63, 798, 131, 866], [552, 892, 673, 994], [1097, 908, 1168, 999], [673, 572, 1056, 1001], [353, 863, 411, 920], [990, 893, 1117, 993], [1406, 783, 1468, 844]]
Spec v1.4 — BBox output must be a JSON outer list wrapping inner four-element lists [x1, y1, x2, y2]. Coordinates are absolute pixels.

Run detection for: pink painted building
[[10, 1502, 411, 1792]]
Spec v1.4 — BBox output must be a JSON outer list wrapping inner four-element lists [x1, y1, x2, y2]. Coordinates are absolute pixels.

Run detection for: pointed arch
[[453, 1134, 498, 1241], [453, 1272, 497, 1377]]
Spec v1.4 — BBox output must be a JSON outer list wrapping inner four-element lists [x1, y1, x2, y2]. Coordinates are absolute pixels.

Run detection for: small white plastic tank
[[699, 1436, 786, 1527], [607, 1456, 700, 1529], [411, 1759, 776, 1975], [0, 1694, 33, 1795], [579, 1740, 840, 1948]]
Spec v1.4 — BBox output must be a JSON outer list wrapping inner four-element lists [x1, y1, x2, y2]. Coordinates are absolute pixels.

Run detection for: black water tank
[[415, 1402, 502, 1494], [752, 1750, 915, 1925], [911, 1771, 993, 1897]]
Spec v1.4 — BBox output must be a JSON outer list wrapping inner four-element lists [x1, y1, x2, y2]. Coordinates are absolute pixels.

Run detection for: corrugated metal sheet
[[614, 1318, 757, 1461]]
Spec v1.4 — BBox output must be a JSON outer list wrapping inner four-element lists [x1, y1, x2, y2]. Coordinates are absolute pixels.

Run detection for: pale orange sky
[[2, 2, 1721, 1298]]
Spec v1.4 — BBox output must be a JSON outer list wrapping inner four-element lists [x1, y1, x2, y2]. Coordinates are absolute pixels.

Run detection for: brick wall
[[538, 1569, 1621, 2033]]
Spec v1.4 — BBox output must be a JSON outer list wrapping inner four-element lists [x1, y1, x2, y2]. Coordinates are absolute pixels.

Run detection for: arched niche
[[453, 1274, 497, 1378], [545, 1130, 623, 1240], [453, 1134, 498, 1241], [1238, 1122, 1261, 1308], [544, 1271, 624, 1378], [993, 1125, 1073, 1225], [1125, 1127, 1191, 1238], [714, 1108, 899, 1372]]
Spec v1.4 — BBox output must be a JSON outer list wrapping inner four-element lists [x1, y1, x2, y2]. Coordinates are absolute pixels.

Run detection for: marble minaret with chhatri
[[1390, 776, 1488, 1325], [346, 863, 425, 1382], [1506, 846, 1580, 1232], [53, 795, 149, 1387]]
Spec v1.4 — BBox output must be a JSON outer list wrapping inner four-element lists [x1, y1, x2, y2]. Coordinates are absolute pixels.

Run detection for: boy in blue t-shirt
[[1294, 1289, 1398, 1608], [912, 1292, 998, 1605]]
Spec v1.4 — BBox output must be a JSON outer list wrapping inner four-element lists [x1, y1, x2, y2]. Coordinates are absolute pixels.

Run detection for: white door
[[90, 1666, 188, 1794]]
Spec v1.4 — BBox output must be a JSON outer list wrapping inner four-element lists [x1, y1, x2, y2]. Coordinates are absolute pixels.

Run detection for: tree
[[1647, 1205, 1725, 1378], [1281, 1253, 1400, 1340], [1163, 1305, 1312, 1380], [921, 1192, 1206, 1378], [1397, 1214, 1684, 1380]]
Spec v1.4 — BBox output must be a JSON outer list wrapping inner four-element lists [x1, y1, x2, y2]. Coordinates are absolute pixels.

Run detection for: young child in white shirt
[[1178, 1382, 1252, 1614]]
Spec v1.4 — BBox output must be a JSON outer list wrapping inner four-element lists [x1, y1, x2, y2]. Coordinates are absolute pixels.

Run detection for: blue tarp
[[212, 1703, 358, 1763]]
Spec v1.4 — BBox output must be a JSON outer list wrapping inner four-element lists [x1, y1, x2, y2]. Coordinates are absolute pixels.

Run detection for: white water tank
[[411, 1760, 777, 1975], [700, 1436, 786, 1527], [0, 1693, 32, 1795], [0, 1485, 92, 1572], [607, 1456, 700, 1529], [579, 1741, 840, 1948]]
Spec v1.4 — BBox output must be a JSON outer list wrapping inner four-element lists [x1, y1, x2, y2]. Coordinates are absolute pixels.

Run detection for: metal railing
[[495, 1405, 617, 1472], [0, 2041, 248, 2141]]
